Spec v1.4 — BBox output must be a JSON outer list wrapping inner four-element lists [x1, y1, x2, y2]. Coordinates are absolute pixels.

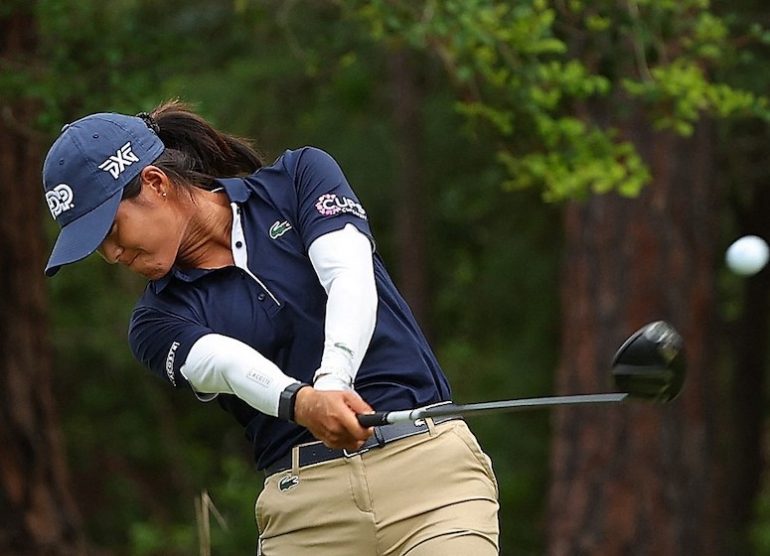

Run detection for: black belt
[[264, 416, 462, 476]]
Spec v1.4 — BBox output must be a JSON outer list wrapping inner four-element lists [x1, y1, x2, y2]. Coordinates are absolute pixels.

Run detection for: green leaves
[[624, 60, 770, 135], [498, 126, 649, 201], [344, 0, 770, 201]]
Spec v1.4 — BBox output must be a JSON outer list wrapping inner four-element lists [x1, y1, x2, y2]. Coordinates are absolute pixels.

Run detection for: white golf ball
[[726, 235, 770, 276]]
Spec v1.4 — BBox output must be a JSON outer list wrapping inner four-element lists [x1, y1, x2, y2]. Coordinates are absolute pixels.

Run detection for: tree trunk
[[548, 121, 721, 554], [722, 121, 770, 552], [387, 47, 429, 330], [727, 230, 770, 552], [0, 7, 86, 555]]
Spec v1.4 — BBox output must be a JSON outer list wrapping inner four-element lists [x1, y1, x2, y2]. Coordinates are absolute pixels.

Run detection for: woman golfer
[[42, 101, 499, 555]]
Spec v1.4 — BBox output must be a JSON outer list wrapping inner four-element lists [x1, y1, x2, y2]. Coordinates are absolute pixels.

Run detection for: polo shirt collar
[[216, 177, 252, 203], [151, 267, 219, 293]]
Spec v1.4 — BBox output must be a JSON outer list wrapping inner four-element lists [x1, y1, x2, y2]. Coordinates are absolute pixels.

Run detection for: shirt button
[[257, 292, 266, 302], [235, 241, 243, 248]]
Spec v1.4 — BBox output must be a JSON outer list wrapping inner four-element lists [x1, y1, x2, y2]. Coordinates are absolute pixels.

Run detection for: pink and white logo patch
[[315, 193, 367, 220]]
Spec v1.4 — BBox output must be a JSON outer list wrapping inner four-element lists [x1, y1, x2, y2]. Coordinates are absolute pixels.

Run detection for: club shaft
[[357, 393, 629, 427]]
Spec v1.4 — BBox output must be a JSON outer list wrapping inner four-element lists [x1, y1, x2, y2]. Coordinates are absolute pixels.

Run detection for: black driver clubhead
[[611, 321, 685, 402]]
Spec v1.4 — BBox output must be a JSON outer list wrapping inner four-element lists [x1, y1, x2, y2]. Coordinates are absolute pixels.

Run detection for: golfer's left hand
[[293, 387, 374, 451]]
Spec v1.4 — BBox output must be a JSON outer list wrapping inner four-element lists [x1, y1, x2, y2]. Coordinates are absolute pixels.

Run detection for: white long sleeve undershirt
[[181, 334, 296, 416], [180, 222, 378, 414], [309, 224, 377, 390]]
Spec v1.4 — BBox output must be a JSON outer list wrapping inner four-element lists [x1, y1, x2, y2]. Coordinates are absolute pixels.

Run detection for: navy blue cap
[[42, 113, 164, 276]]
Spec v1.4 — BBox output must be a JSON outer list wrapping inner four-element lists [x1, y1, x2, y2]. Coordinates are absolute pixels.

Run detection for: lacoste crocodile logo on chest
[[269, 220, 292, 239]]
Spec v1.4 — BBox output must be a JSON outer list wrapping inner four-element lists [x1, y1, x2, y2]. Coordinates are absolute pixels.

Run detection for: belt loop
[[291, 445, 300, 475], [373, 425, 386, 447], [425, 417, 437, 436]]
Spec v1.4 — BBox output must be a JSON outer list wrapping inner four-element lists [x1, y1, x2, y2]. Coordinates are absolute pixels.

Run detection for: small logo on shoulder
[[278, 475, 299, 492], [315, 193, 367, 220], [269, 220, 292, 239]]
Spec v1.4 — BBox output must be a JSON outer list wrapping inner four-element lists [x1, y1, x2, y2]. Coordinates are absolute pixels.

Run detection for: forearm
[[181, 334, 372, 448], [309, 224, 378, 390], [180, 333, 297, 416], [316, 270, 377, 389]]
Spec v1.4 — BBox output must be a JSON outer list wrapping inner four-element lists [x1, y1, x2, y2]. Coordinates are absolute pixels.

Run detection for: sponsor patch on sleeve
[[315, 193, 367, 220], [165, 341, 180, 386], [247, 370, 273, 388]]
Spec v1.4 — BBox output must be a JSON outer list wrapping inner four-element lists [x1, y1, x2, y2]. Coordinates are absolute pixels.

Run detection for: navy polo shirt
[[129, 147, 451, 470]]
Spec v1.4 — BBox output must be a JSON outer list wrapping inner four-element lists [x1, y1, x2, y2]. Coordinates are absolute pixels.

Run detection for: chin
[[134, 262, 171, 281], [146, 268, 171, 280]]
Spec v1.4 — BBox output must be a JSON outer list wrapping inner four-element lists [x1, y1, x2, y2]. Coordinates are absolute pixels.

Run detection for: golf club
[[357, 320, 685, 427]]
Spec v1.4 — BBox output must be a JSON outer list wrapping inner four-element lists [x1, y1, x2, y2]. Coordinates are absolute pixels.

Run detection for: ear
[[139, 165, 170, 200]]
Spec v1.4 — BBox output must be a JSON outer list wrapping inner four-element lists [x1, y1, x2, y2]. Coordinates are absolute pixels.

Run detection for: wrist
[[314, 374, 354, 392], [277, 382, 311, 422], [313, 367, 353, 390]]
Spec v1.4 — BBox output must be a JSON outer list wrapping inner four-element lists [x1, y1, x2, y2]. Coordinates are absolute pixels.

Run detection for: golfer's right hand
[[293, 387, 374, 451]]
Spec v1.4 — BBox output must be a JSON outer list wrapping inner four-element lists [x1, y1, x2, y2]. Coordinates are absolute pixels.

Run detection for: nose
[[97, 240, 123, 264]]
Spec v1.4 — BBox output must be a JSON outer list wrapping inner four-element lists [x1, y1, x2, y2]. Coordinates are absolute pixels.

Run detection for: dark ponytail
[[123, 99, 263, 199]]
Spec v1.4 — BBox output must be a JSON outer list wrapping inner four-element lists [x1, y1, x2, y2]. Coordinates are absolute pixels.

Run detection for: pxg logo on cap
[[42, 112, 164, 276]]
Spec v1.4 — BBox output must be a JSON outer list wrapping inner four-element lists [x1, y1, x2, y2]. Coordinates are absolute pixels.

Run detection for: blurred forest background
[[4, 0, 770, 554]]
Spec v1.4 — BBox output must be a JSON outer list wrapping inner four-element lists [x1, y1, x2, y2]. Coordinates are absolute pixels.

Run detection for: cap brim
[[45, 190, 122, 276]]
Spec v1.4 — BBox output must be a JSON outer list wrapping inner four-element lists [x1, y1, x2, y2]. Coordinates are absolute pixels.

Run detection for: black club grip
[[357, 412, 389, 428]]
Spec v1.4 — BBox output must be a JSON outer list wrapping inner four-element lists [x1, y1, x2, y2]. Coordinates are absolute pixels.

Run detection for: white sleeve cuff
[[313, 372, 354, 392], [180, 334, 297, 417]]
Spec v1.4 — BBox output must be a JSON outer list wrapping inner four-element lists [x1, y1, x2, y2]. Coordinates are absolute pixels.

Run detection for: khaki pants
[[256, 420, 500, 555]]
